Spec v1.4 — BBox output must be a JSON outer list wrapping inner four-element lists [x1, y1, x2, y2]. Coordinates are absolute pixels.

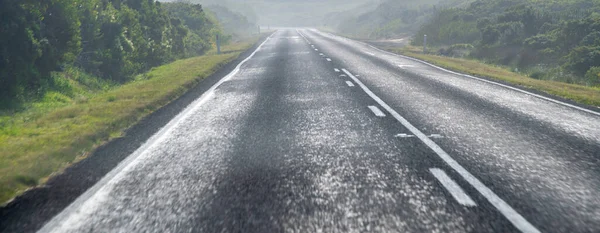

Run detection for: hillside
[[412, 0, 600, 85], [333, 0, 474, 39]]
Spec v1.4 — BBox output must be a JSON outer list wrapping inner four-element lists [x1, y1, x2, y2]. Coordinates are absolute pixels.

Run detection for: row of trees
[[0, 0, 222, 104], [412, 0, 600, 85]]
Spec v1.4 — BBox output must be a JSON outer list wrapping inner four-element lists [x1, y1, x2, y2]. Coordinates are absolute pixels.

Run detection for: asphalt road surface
[[14, 29, 600, 233]]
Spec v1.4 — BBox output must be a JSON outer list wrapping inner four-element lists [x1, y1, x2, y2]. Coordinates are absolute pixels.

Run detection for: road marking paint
[[346, 81, 355, 87], [394, 133, 415, 138], [340, 74, 347, 77], [361, 42, 600, 117], [365, 51, 375, 56], [368, 106, 386, 117], [326, 58, 332, 62], [398, 64, 415, 69], [429, 134, 444, 139], [296, 29, 311, 44], [342, 68, 540, 233], [334, 68, 340, 72], [38, 32, 279, 233], [430, 168, 477, 207], [319, 53, 324, 56], [315, 49, 319, 51]]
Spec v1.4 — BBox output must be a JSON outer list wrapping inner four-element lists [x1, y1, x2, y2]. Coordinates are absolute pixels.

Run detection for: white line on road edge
[[430, 168, 477, 207], [362, 43, 600, 117], [346, 81, 355, 87], [37, 33, 277, 233], [368, 106, 386, 117], [342, 68, 540, 233], [398, 64, 415, 69], [316, 29, 599, 117], [296, 29, 311, 44]]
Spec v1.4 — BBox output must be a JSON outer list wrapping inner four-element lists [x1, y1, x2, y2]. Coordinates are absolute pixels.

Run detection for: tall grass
[[0, 38, 259, 204], [388, 46, 600, 107]]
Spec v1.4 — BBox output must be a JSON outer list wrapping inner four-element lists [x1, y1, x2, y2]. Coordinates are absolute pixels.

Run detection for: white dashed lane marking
[[341, 68, 541, 233], [430, 168, 477, 207], [346, 81, 355, 87], [368, 106, 386, 117]]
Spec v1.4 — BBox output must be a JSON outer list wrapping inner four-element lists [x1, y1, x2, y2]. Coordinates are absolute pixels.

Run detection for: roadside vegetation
[[332, 0, 600, 106], [0, 0, 226, 109], [0, 0, 262, 204], [0, 38, 259, 204], [387, 46, 600, 107], [412, 0, 600, 86], [332, 0, 473, 39]]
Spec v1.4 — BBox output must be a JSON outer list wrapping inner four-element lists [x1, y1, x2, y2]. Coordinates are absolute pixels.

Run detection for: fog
[[163, 0, 381, 27]]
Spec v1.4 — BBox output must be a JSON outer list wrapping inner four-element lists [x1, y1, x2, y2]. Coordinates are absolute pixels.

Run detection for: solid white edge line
[[346, 81, 355, 87], [37, 32, 277, 233], [296, 29, 310, 44], [341, 68, 540, 233], [430, 168, 477, 207], [312, 29, 599, 116], [357, 40, 600, 117], [368, 105, 386, 117]]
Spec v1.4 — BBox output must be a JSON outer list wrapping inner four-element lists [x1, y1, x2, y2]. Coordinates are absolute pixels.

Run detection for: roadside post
[[423, 34, 427, 54], [216, 34, 221, 55]]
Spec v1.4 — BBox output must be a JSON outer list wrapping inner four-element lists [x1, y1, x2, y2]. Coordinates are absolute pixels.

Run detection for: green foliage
[[585, 66, 600, 85], [564, 46, 600, 76], [162, 2, 220, 57], [0, 38, 258, 203], [334, 0, 474, 39], [205, 4, 257, 37], [0, 0, 80, 103], [411, 0, 600, 85], [1, 0, 220, 106]]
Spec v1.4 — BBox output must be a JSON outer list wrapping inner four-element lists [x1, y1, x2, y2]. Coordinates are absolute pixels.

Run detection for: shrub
[[585, 66, 600, 85]]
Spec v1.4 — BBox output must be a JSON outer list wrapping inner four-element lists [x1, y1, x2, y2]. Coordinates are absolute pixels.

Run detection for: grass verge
[[0, 37, 260, 204], [385, 46, 600, 108]]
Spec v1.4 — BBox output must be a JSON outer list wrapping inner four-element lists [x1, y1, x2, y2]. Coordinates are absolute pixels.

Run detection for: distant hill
[[333, 0, 475, 39]]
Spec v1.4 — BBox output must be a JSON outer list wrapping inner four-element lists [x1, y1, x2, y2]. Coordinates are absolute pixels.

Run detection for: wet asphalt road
[[31, 29, 600, 232]]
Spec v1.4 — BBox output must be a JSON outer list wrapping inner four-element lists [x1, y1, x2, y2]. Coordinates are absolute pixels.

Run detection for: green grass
[[0, 37, 260, 204], [386, 45, 600, 108]]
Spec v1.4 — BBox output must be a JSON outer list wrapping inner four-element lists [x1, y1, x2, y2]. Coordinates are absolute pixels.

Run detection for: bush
[[586, 66, 600, 85]]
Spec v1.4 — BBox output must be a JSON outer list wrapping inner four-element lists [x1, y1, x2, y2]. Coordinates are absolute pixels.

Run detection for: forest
[[0, 0, 239, 108], [411, 0, 600, 85]]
